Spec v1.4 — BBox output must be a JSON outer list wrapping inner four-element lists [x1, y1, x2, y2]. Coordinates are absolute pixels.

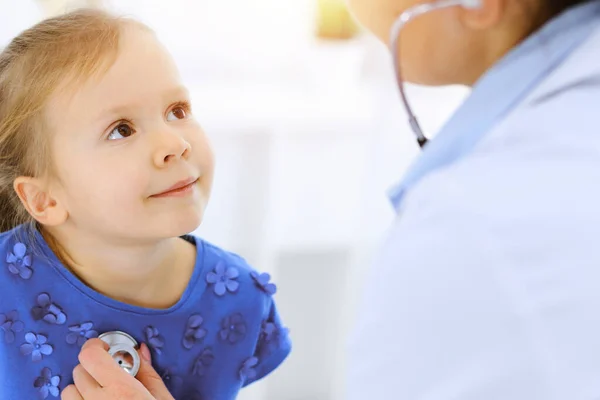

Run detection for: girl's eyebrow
[[94, 85, 190, 123]]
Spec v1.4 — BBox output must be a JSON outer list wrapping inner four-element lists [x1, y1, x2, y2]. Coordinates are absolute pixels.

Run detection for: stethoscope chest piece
[[98, 331, 141, 377]]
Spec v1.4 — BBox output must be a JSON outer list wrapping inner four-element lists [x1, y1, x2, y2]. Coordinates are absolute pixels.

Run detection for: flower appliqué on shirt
[[0, 310, 24, 344], [192, 347, 215, 377], [66, 322, 98, 347], [183, 314, 207, 350], [6, 242, 33, 280], [20, 332, 53, 362], [160, 367, 183, 395], [261, 321, 278, 343], [239, 357, 259, 382], [144, 326, 165, 355], [185, 391, 205, 400], [250, 271, 277, 295], [31, 293, 66, 325], [258, 320, 290, 355], [206, 261, 239, 296], [33, 367, 60, 399], [219, 313, 247, 344]]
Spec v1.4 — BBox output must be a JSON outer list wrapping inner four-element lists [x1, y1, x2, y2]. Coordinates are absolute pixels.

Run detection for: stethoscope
[[389, 0, 482, 148], [99, 331, 141, 377]]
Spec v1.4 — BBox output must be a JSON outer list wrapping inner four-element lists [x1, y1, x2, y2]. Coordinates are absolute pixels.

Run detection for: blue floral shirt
[[0, 224, 291, 400]]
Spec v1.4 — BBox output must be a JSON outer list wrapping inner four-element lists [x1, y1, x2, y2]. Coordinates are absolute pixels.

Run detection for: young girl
[[0, 9, 290, 400]]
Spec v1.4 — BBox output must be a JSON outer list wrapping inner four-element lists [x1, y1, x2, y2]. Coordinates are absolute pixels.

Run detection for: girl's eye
[[167, 104, 189, 121], [107, 123, 135, 141]]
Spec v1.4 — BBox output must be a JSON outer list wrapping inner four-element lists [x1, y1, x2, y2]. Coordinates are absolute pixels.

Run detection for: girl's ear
[[13, 176, 68, 226]]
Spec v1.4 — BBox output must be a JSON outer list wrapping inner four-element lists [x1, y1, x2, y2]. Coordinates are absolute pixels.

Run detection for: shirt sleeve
[[244, 296, 291, 386]]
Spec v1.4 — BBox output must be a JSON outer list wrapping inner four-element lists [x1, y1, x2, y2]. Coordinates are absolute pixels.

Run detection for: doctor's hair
[[0, 9, 149, 233], [545, 0, 596, 18]]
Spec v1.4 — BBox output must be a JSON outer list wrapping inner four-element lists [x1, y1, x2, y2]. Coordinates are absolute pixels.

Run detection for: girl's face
[[43, 26, 214, 244]]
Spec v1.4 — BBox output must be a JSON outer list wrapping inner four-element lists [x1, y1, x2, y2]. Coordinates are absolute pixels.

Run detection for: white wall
[[0, 0, 41, 45]]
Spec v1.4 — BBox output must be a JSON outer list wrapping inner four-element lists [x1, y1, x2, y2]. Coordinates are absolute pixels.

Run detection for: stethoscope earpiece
[[461, 0, 482, 9]]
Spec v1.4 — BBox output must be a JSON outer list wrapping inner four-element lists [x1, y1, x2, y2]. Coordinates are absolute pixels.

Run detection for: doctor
[[64, 0, 600, 398], [345, 0, 600, 399]]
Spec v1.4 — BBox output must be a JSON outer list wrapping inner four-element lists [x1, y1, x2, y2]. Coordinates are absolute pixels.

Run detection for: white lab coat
[[348, 21, 600, 400]]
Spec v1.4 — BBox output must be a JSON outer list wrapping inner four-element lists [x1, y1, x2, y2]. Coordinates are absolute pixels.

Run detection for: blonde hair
[[0, 8, 147, 233]]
